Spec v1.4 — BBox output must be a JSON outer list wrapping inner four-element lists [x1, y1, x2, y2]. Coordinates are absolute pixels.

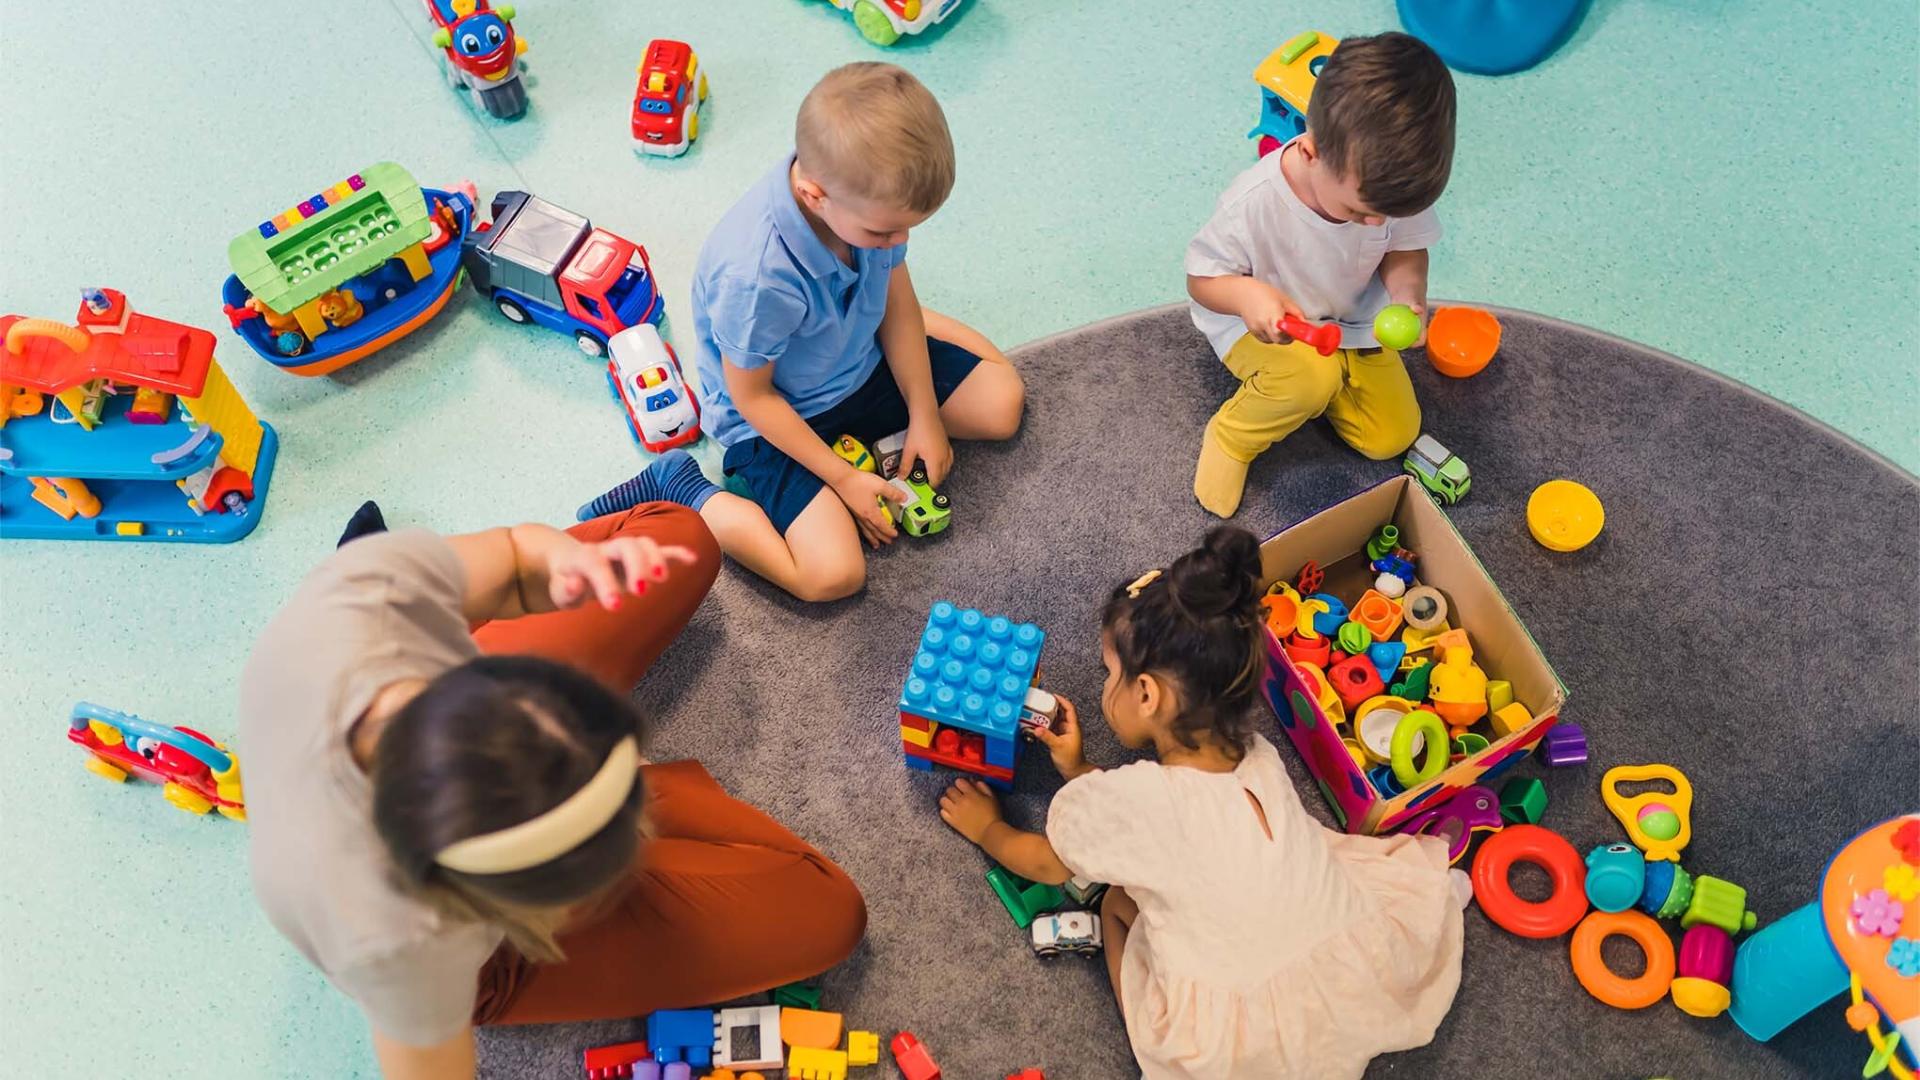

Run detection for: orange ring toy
[[1570, 910, 1676, 1009], [1470, 824, 1589, 938]]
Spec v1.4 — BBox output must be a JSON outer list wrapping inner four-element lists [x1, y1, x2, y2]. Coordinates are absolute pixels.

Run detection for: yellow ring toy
[[1570, 910, 1675, 1010], [1390, 710, 1449, 787]]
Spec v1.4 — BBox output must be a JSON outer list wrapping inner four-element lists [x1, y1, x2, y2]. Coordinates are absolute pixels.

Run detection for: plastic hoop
[[1570, 910, 1675, 1009], [1390, 709, 1448, 786], [1471, 824, 1590, 938]]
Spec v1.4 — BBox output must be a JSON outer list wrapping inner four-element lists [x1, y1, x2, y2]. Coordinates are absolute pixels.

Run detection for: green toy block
[[1487, 679, 1513, 714], [1365, 525, 1401, 562], [986, 865, 1065, 929], [1499, 777, 1548, 825], [771, 981, 822, 1010], [1681, 874, 1758, 934]]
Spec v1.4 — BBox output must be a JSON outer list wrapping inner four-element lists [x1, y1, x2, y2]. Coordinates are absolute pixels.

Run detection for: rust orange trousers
[[466, 503, 866, 1026]]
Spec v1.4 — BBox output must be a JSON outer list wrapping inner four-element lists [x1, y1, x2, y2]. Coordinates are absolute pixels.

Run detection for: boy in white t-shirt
[[1186, 32, 1456, 517]]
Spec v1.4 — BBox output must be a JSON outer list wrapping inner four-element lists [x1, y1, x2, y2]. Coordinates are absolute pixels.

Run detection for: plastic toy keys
[[890, 1031, 942, 1080], [1278, 314, 1342, 356], [67, 702, 245, 819], [1397, 784, 1502, 864], [1602, 764, 1694, 862]]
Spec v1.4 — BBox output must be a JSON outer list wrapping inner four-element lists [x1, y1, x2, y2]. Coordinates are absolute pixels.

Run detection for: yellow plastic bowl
[[1527, 480, 1605, 552]]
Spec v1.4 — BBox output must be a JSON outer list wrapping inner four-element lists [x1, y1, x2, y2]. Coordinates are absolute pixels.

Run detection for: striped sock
[[576, 449, 719, 522]]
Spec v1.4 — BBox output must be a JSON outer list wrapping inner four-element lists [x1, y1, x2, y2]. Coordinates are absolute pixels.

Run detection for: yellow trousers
[[1195, 334, 1422, 516]]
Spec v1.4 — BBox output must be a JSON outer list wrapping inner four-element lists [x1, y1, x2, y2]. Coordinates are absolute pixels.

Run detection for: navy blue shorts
[[722, 337, 983, 535]]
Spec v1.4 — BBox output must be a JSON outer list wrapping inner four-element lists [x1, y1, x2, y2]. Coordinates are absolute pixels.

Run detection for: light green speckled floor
[[1, 1, 1914, 1075]]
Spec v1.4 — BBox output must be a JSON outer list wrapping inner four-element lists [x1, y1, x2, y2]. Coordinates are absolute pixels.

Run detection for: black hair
[[370, 655, 646, 959], [1102, 526, 1267, 760]]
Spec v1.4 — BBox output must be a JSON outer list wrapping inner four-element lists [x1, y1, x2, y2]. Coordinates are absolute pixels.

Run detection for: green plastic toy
[[1374, 304, 1423, 352], [1337, 621, 1372, 656], [986, 865, 1065, 929], [1500, 776, 1548, 825], [771, 981, 823, 1010], [1390, 658, 1433, 702], [1365, 525, 1401, 562]]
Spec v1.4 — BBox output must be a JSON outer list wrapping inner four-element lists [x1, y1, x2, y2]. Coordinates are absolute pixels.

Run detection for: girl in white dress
[[939, 526, 1464, 1078]]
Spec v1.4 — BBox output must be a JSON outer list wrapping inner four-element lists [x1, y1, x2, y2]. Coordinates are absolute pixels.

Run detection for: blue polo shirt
[[691, 155, 908, 447]]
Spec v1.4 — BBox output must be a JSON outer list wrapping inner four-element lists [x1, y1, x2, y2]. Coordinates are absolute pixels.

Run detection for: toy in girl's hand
[[1279, 314, 1341, 356], [1396, 784, 1500, 864]]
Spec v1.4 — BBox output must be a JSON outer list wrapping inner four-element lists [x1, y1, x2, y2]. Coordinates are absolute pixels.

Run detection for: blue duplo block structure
[[898, 601, 1045, 788]]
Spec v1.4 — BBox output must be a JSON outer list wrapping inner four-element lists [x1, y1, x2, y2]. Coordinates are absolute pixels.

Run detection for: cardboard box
[[1259, 475, 1567, 834]]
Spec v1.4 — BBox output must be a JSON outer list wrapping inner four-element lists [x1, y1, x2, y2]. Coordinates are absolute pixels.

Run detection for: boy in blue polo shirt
[[580, 62, 1024, 601]]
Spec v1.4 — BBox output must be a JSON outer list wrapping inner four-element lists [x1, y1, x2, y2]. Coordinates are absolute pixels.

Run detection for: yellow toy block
[[1487, 679, 1513, 714], [846, 1031, 879, 1067], [1253, 30, 1339, 114], [1490, 702, 1534, 738], [899, 724, 932, 748], [787, 1046, 848, 1080], [779, 1007, 843, 1050]]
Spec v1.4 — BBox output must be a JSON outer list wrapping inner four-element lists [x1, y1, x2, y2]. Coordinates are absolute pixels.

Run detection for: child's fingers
[[576, 551, 625, 610]]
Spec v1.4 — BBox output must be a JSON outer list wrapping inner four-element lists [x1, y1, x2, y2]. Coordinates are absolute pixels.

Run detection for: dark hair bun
[[1168, 526, 1263, 618]]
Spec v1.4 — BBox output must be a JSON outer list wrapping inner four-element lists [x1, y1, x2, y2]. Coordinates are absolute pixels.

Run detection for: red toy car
[[67, 702, 245, 820], [632, 39, 708, 157]]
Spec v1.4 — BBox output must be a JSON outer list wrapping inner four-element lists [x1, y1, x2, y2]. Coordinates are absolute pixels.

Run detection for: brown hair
[[1102, 527, 1267, 762], [796, 62, 955, 213], [371, 655, 646, 962], [1308, 32, 1457, 217]]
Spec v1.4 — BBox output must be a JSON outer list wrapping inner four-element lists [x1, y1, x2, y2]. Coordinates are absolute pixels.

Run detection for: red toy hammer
[[1279, 314, 1341, 356]]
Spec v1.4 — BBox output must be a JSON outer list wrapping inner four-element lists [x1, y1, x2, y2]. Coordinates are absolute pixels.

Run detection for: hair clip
[[1126, 569, 1162, 598]]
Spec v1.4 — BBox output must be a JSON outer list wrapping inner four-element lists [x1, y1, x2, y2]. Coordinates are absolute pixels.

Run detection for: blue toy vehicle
[[460, 191, 662, 357]]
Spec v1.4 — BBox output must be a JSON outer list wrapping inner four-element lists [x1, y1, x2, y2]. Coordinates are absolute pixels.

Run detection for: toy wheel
[[851, 0, 902, 45], [441, 55, 462, 90], [686, 109, 699, 143], [481, 78, 528, 119], [932, 493, 950, 510], [575, 331, 607, 358], [909, 466, 928, 485], [697, 73, 709, 101], [163, 782, 214, 815], [217, 805, 247, 822], [84, 756, 128, 783], [495, 296, 530, 324]]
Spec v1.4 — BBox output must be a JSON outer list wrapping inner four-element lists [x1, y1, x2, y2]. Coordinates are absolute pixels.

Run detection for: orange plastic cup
[[1426, 307, 1502, 378]]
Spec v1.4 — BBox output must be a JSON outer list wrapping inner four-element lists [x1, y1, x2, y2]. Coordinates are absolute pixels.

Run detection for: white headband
[[434, 736, 640, 875]]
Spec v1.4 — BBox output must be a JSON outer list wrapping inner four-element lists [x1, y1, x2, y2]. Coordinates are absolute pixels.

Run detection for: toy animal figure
[[245, 296, 303, 338], [318, 288, 366, 329]]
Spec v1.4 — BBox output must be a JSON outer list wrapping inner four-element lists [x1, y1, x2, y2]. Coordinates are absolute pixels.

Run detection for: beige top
[[239, 529, 502, 1046], [1046, 735, 1464, 1079]]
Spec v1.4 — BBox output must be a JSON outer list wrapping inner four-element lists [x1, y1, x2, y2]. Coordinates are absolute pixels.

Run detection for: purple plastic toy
[[1540, 722, 1588, 766], [1396, 784, 1502, 864]]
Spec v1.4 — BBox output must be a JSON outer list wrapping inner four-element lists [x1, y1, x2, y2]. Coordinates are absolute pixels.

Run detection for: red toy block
[[1328, 653, 1386, 712], [1283, 632, 1331, 668], [891, 1032, 942, 1080], [902, 742, 1015, 784], [898, 712, 932, 732], [583, 1040, 651, 1079], [1006, 1071, 1046, 1080]]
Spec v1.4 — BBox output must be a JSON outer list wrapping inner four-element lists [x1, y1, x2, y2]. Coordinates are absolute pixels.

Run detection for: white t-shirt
[[1185, 141, 1442, 357]]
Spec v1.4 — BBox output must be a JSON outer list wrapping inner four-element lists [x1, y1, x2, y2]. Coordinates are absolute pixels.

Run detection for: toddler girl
[[937, 526, 1463, 1078]]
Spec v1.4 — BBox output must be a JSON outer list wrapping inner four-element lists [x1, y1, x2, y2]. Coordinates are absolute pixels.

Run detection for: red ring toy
[[1570, 910, 1675, 1009], [1470, 824, 1589, 938]]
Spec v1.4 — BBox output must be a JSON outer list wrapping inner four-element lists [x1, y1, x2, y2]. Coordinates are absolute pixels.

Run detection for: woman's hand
[[547, 535, 700, 611], [1033, 694, 1090, 780], [938, 778, 1003, 845]]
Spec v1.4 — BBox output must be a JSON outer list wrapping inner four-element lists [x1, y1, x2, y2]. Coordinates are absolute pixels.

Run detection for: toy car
[[833, 433, 877, 473], [462, 190, 663, 356], [607, 324, 700, 453], [632, 39, 708, 157], [1404, 433, 1471, 505], [424, 0, 530, 119], [812, 0, 966, 47], [1030, 910, 1103, 959], [886, 465, 951, 537], [67, 702, 245, 820]]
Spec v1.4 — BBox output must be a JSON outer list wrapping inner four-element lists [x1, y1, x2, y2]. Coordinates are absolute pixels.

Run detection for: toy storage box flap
[[1259, 474, 1567, 833]]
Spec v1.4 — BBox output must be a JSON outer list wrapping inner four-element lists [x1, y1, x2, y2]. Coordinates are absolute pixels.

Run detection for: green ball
[[1640, 807, 1682, 841], [1374, 305, 1422, 351]]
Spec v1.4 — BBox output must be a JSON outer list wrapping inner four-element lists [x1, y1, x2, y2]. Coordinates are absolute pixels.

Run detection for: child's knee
[[793, 556, 866, 602], [1345, 407, 1423, 461], [980, 364, 1025, 441]]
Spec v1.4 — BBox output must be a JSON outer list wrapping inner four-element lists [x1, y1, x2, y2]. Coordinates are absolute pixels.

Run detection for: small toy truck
[[887, 465, 951, 537], [632, 39, 708, 157], [1404, 433, 1471, 505], [1030, 910, 1103, 958], [461, 190, 662, 356], [607, 324, 700, 453], [424, 0, 530, 119]]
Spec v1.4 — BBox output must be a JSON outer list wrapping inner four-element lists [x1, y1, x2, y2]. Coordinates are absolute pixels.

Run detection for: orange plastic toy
[[1352, 588, 1404, 642], [1471, 824, 1590, 938], [1571, 910, 1676, 1009], [780, 1007, 844, 1049], [1425, 306, 1501, 377]]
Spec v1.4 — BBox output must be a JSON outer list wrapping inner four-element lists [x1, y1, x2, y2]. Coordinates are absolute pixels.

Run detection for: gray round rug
[[480, 305, 1918, 1079]]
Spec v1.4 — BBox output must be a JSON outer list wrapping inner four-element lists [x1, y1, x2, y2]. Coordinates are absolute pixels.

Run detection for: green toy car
[[1404, 434, 1471, 505], [887, 465, 952, 537]]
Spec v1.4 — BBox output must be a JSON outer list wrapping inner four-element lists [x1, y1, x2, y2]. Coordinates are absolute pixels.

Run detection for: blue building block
[[1367, 641, 1406, 685], [646, 1009, 715, 1066], [899, 602, 1045, 751], [1309, 593, 1348, 635]]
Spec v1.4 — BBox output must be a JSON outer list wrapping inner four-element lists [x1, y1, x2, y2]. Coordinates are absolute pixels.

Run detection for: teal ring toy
[[1391, 709, 1449, 786]]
